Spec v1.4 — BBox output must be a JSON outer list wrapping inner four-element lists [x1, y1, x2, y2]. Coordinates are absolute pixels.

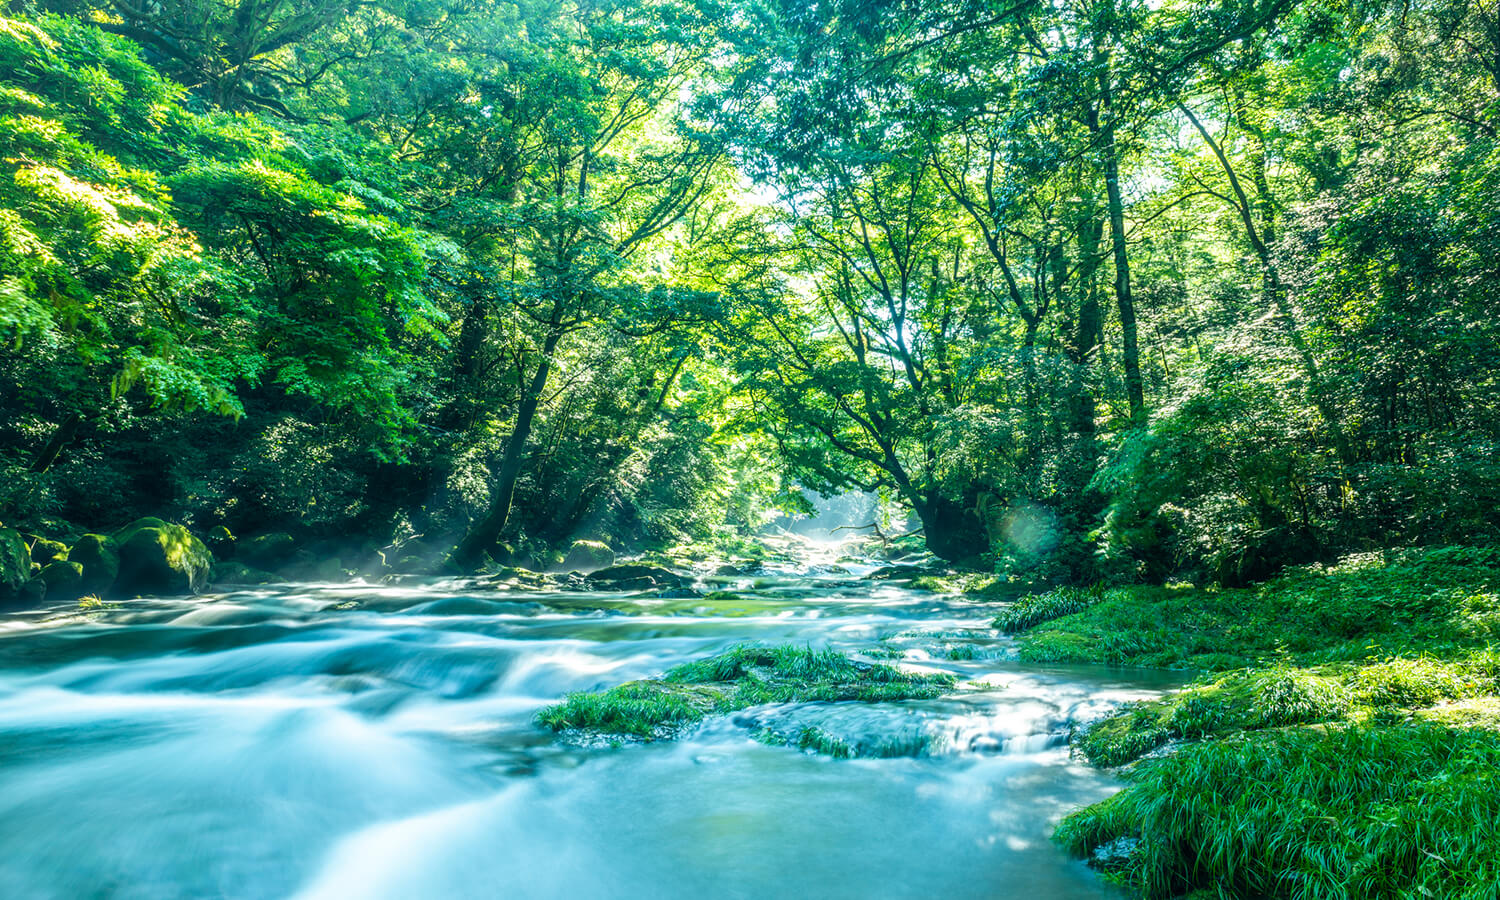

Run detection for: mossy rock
[[206, 525, 236, 559], [586, 564, 687, 588], [563, 540, 615, 573], [238, 532, 297, 570], [38, 560, 85, 599], [69, 534, 120, 593], [211, 561, 281, 585], [26, 536, 69, 566], [0, 527, 31, 601], [113, 518, 213, 596]]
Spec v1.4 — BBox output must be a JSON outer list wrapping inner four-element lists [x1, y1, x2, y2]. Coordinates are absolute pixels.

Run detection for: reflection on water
[[0, 557, 1180, 899]]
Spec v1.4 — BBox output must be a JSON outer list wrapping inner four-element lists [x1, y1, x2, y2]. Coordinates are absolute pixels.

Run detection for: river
[[0, 547, 1179, 899]]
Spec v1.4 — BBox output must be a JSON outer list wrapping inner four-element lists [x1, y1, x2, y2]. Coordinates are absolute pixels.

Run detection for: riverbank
[[1001, 546, 1500, 897]]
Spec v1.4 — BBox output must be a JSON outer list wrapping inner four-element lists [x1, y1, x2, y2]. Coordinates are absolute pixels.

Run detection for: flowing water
[[0, 548, 1180, 899]]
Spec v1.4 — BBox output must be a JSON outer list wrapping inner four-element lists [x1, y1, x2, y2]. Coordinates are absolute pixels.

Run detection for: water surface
[[0, 558, 1178, 899]]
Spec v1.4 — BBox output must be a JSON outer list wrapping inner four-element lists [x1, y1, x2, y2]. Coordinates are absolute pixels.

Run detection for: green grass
[[537, 645, 955, 743], [1047, 546, 1500, 898], [1057, 724, 1500, 899], [992, 585, 1106, 634], [1018, 546, 1500, 669]]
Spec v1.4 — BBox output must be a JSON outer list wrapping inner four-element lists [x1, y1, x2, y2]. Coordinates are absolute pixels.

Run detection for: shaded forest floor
[[990, 547, 1500, 898]]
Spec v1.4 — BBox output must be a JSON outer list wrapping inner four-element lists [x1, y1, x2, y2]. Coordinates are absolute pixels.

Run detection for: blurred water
[[0, 556, 1178, 899]]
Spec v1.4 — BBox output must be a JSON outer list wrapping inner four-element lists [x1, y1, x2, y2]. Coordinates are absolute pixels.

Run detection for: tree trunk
[[451, 327, 563, 568], [913, 494, 986, 561], [1098, 61, 1145, 421]]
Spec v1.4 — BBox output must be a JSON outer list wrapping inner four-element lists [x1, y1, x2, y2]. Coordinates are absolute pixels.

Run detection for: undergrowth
[[537, 645, 954, 743], [1057, 725, 1500, 899], [1047, 547, 1500, 898], [992, 585, 1107, 634]]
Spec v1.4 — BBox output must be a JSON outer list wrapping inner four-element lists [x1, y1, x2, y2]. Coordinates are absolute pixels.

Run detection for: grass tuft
[[1060, 725, 1500, 899], [538, 644, 955, 743], [992, 585, 1105, 634]]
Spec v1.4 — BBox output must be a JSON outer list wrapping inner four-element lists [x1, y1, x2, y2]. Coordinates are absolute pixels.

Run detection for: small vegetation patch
[[992, 585, 1106, 634], [537, 645, 955, 741], [757, 724, 938, 759]]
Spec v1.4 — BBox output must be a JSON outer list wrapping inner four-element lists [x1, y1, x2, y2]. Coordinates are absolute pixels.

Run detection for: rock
[[1089, 836, 1141, 873], [26, 537, 68, 566], [586, 564, 688, 588], [113, 518, 213, 596], [605, 576, 660, 592], [18, 577, 46, 606], [238, 532, 296, 571], [69, 534, 120, 593], [0, 527, 31, 602], [38, 560, 85, 599], [654, 587, 701, 599], [563, 540, 615, 573], [205, 525, 236, 559], [211, 561, 281, 585]]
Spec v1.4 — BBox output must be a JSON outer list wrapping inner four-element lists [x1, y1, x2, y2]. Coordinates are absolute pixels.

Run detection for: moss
[[538, 645, 955, 743], [113, 519, 212, 595], [38, 559, 84, 596], [562, 539, 614, 573], [68, 533, 119, 593], [0, 526, 30, 599]]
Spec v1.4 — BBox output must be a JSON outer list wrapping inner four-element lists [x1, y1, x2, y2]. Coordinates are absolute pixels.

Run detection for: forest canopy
[[1, 0, 1496, 583]]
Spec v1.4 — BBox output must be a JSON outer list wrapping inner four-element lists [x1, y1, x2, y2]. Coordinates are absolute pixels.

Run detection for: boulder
[[0, 527, 31, 604], [69, 534, 120, 593], [26, 537, 69, 567], [205, 526, 236, 559], [586, 564, 688, 589], [18, 577, 46, 606], [238, 532, 296, 571], [563, 540, 615, 573], [113, 518, 213, 596], [38, 560, 85, 598], [211, 561, 281, 585]]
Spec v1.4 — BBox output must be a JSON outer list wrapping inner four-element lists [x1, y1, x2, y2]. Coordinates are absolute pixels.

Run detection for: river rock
[[38, 560, 85, 598], [211, 561, 281, 585], [238, 532, 296, 571], [113, 518, 213, 596], [0, 527, 32, 606], [586, 564, 687, 589], [563, 540, 615, 573], [26, 536, 68, 567], [69, 534, 120, 593], [205, 526, 236, 559]]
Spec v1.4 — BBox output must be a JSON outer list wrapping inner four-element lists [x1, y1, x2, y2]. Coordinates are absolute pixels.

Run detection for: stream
[[0, 548, 1181, 899]]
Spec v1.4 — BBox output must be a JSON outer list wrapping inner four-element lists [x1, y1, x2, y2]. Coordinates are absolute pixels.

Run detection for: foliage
[[992, 585, 1107, 634], [1017, 547, 1500, 669], [536, 644, 955, 740], [1058, 725, 1500, 899]]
